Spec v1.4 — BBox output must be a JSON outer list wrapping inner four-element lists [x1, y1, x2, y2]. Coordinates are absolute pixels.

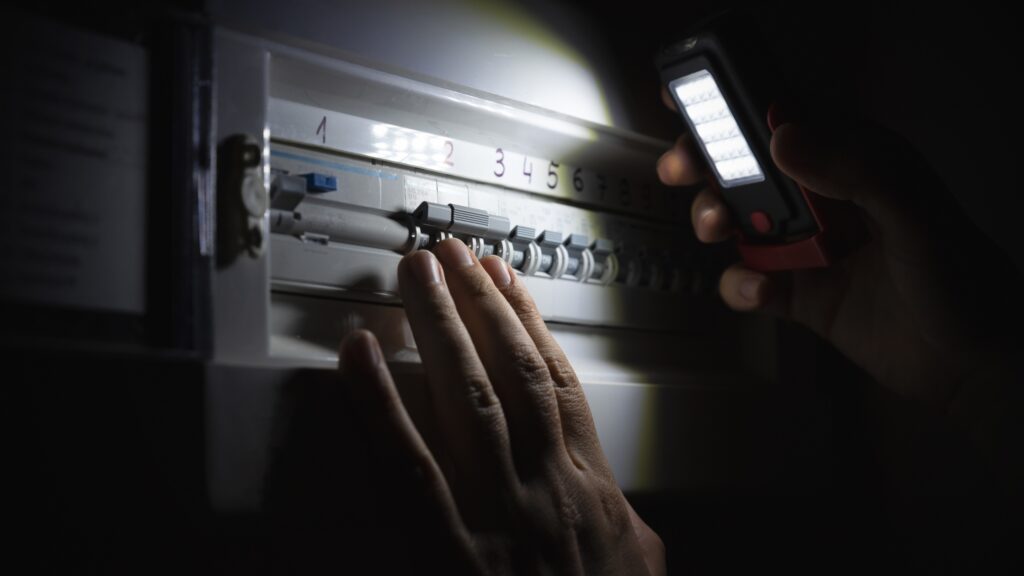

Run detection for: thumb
[[769, 121, 936, 260]]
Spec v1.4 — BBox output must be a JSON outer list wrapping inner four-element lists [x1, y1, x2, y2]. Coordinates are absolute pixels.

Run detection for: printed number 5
[[547, 161, 559, 189]]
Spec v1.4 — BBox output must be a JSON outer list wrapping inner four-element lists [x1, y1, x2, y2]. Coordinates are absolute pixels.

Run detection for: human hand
[[657, 91, 1018, 410], [339, 239, 665, 575]]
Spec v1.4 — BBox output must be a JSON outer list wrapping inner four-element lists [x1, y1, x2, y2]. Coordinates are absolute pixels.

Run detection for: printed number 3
[[494, 148, 505, 177]]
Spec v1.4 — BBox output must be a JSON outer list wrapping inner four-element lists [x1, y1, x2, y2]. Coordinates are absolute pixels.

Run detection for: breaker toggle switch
[[616, 244, 643, 287], [561, 233, 594, 282], [301, 172, 338, 192], [270, 174, 307, 211], [497, 225, 542, 275], [639, 249, 674, 290], [413, 202, 512, 260], [588, 238, 619, 286], [535, 230, 569, 278]]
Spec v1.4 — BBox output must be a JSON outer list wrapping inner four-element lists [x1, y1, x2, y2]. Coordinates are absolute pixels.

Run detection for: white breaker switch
[[561, 233, 594, 282], [411, 201, 623, 286], [589, 238, 619, 286], [535, 230, 569, 279], [560, 234, 619, 285], [500, 225, 542, 276]]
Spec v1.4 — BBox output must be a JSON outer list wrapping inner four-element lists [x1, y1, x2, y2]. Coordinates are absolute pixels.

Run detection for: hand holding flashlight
[[658, 107, 1019, 421]]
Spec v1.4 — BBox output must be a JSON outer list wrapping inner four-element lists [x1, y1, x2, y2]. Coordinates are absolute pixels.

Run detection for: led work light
[[658, 17, 843, 271]]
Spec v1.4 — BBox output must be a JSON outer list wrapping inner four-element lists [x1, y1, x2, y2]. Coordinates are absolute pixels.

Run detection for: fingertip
[[694, 204, 731, 243], [660, 86, 678, 112], [657, 146, 698, 186], [433, 238, 476, 271], [479, 255, 513, 289], [399, 249, 445, 291], [767, 99, 800, 133], [656, 148, 677, 185], [770, 123, 824, 185], [768, 123, 798, 170], [340, 329, 383, 373], [690, 189, 733, 244], [719, 265, 769, 311]]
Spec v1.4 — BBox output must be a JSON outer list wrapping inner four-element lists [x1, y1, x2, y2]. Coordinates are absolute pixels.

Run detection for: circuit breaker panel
[[260, 50, 717, 357], [208, 17, 767, 510]]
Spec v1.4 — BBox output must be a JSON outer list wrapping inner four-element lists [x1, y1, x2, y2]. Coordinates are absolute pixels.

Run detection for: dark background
[[7, 0, 1019, 573]]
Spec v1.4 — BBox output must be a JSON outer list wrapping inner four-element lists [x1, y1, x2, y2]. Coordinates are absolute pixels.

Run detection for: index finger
[[432, 239, 568, 480], [397, 250, 517, 523]]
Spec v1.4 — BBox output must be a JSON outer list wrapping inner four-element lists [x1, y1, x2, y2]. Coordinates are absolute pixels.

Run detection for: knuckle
[[561, 475, 602, 527], [507, 288, 541, 320], [545, 356, 580, 390], [506, 342, 551, 385], [506, 289, 552, 337], [461, 271, 496, 303], [463, 372, 500, 410], [419, 293, 460, 327], [527, 464, 583, 528], [598, 487, 632, 528]]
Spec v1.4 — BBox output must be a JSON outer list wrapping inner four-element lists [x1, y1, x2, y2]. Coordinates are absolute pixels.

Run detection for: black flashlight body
[[657, 16, 840, 271]]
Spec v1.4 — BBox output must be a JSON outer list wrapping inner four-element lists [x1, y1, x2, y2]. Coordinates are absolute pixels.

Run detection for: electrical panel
[[205, 2, 777, 509]]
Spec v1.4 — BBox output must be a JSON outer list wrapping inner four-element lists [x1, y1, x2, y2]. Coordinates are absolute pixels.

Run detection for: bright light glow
[[684, 98, 729, 124], [671, 70, 764, 187], [372, 142, 390, 149], [411, 135, 427, 151], [694, 117, 740, 143], [704, 136, 750, 161], [372, 124, 389, 138], [393, 137, 409, 151]]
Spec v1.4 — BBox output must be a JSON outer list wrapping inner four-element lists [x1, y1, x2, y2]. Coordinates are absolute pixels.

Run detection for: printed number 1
[[316, 116, 326, 144]]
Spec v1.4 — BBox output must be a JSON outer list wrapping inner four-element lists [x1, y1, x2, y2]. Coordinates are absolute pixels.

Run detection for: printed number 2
[[444, 141, 454, 166]]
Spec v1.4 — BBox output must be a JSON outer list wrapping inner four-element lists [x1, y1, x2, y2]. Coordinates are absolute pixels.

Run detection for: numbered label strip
[[269, 98, 675, 219]]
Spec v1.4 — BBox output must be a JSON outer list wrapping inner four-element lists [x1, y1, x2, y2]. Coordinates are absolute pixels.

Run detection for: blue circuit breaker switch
[[301, 172, 338, 192]]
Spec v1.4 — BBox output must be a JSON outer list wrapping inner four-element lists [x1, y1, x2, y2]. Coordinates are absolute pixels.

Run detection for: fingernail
[[656, 151, 673, 183], [739, 277, 763, 302], [341, 330, 382, 372], [699, 207, 715, 227], [657, 150, 683, 184], [434, 239, 475, 269], [482, 258, 512, 288], [408, 250, 443, 285]]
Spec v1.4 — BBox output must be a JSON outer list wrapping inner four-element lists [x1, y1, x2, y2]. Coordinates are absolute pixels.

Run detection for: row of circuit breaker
[[268, 172, 695, 292]]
